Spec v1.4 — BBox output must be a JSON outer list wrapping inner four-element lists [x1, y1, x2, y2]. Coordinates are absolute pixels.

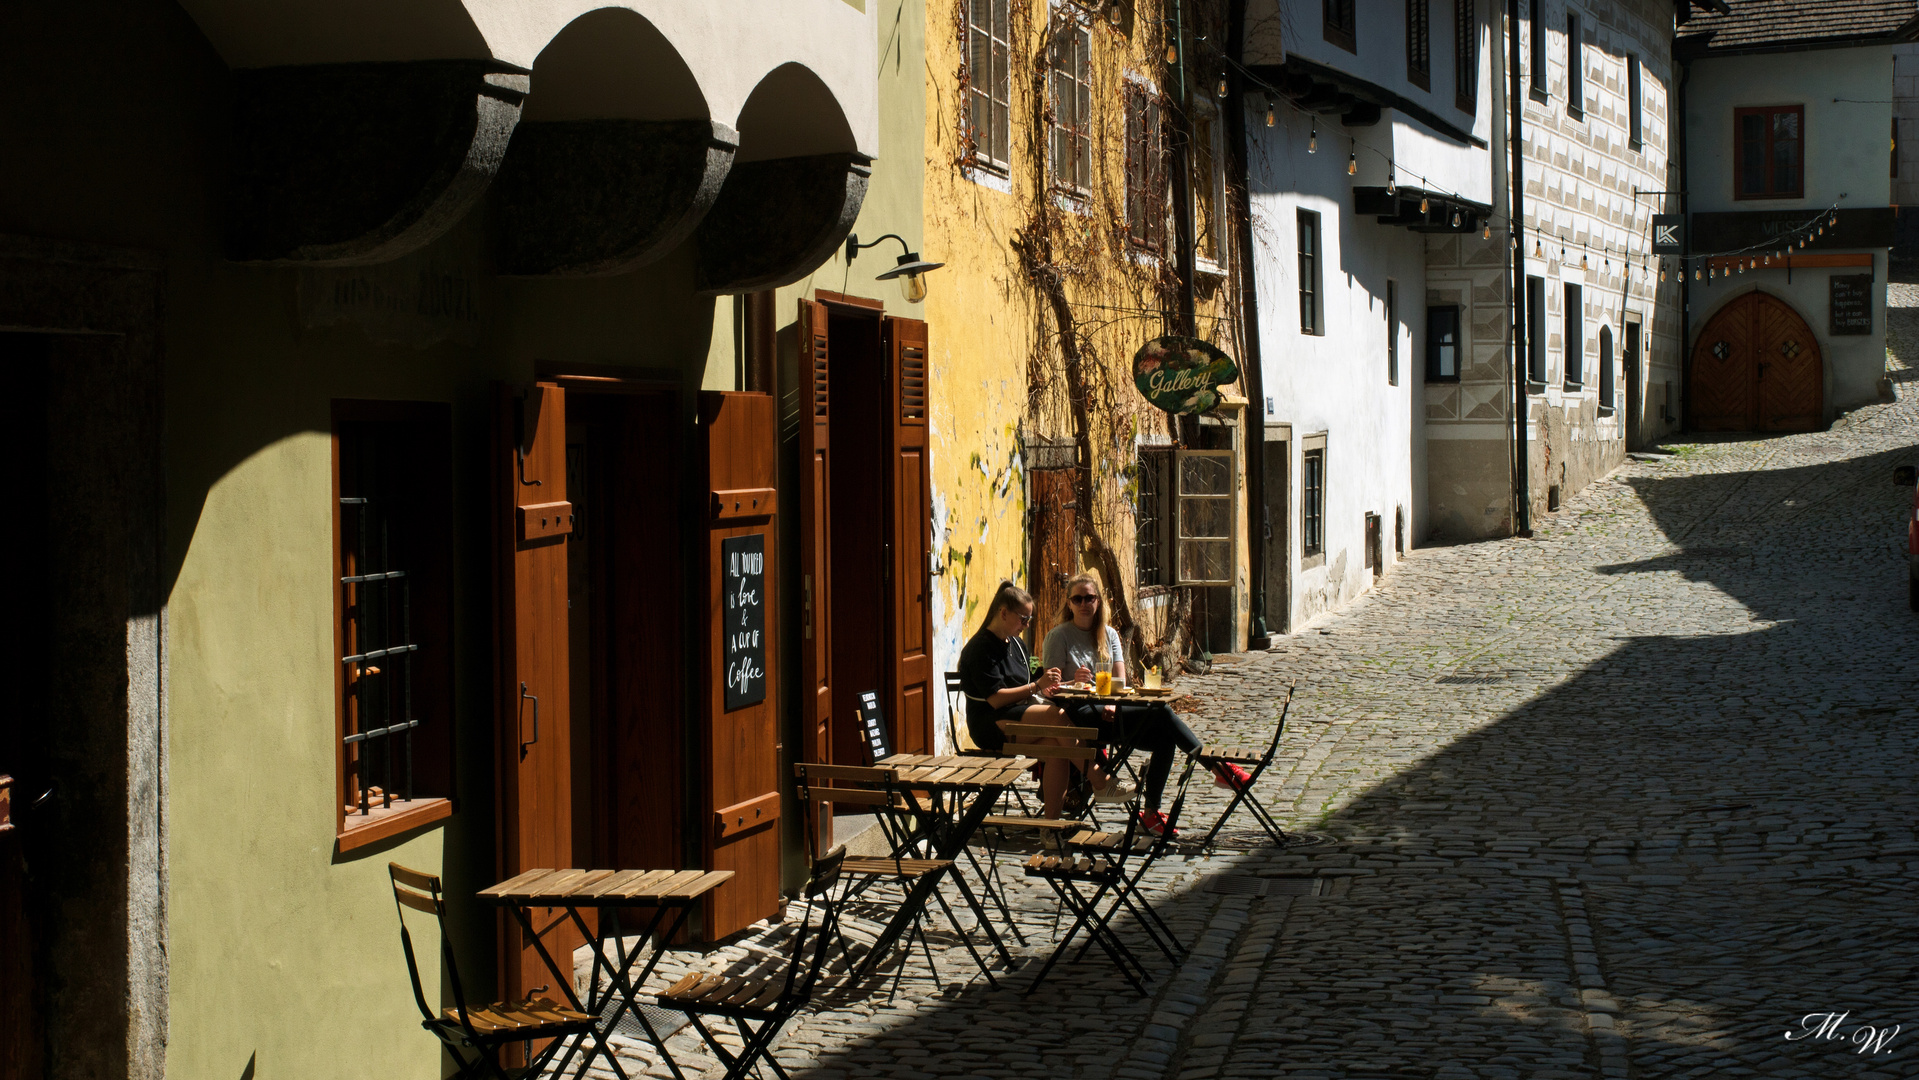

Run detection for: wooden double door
[[1690, 291, 1824, 432], [495, 381, 782, 1003], [794, 298, 935, 849]]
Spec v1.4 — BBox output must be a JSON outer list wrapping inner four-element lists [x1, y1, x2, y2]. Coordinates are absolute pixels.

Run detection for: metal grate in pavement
[[1434, 673, 1509, 685], [1201, 874, 1324, 897], [598, 998, 691, 1042]]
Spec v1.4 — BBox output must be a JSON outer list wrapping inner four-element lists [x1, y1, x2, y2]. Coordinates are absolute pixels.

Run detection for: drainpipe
[[1226, 0, 1271, 644], [1169, 0, 1199, 338], [1508, 0, 1531, 536], [1676, 56, 1693, 432]]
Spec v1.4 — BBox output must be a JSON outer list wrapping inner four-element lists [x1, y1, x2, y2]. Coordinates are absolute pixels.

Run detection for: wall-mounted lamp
[[846, 233, 944, 304]]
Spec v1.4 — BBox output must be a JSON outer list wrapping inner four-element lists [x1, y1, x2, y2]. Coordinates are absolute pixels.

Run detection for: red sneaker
[[1136, 809, 1179, 838], [1213, 763, 1252, 791]]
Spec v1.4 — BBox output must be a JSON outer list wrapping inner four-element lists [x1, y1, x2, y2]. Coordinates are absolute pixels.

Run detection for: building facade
[[1677, 0, 1915, 428], [0, 1, 924, 1077]]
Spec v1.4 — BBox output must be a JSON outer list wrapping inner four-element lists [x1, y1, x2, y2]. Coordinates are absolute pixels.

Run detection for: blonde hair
[[1058, 573, 1108, 644], [978, 580, 1035, 634]]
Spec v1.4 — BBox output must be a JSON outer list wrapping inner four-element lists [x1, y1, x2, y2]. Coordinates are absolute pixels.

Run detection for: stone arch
[[694, 63, 868, 294], [1689, 289, 1824, 432], [493, 7, 738, 276]]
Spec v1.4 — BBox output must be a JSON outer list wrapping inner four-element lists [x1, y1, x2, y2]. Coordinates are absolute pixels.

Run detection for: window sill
[[1427, 375, 1461, 384], [1051, 186, 1092, 215], [1529, 86, 1549, 105], [337, 797, 453, 855], [1732, 192, 1806, 202], [1526, 380, 1548, 395], [1563, 381, 1584, 392], [1597, 405, 1615, 417], [1194, 257, 1229, 278], [1567, 105, 1584, 122], [961, 160, 1013, 195], [1301, 551, 1326, 570]]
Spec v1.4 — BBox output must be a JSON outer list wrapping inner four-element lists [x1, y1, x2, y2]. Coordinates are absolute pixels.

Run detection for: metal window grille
[[340, 491, 420, 816], [1301, 449, 1325, 557], [967, 0, 1012, 171], [1135, 448, 1173, 587], [1049, 15, 1093, 192]]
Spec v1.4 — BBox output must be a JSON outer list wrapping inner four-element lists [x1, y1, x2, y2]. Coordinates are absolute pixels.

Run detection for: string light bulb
[[1484, 223, 1493, 240], [1661, 263, 1668, 282], [1535, 237, 1543, 257], [1308, 119, 1318, 152], [1582, 251, 1589, 269], [1165, 40, 1179, 64], [1830, 213, 1838, 226], [1215, 74, 1230, 99], [1419, 195, 1430, 213], [1107, 0, 1123, 27], [1265, 99, 1277, 127], [1452, 210, 1461, 228], [1348, 144, 1358, 175], [1694, 268, 1701, 280]]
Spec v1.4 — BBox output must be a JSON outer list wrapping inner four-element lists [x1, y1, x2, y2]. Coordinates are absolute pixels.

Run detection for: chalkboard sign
[[1830, 274, 1873, 336], [857, 691, 890, 765], [721, 533, 766, 711]]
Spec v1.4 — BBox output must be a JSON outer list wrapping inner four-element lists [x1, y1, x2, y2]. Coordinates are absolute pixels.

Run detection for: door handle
[[520, 682, 539, 746]]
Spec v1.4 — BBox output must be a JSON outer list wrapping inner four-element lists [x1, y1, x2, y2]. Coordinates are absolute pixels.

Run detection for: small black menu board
[[1830, 274, 1873, 336], [721, 533, 766, 711], [857, 691, 890, 765]]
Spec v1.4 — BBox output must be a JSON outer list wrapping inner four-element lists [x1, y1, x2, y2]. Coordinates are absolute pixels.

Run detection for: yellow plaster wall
[[920, 0, 1249, 720]]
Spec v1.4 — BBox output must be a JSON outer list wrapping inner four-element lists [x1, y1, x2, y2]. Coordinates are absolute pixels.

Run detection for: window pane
[[1740, 113, 1765, 193], [1178, 453, 1230, 495], [1178, 539, 1232, 584], [1774, 110, 1798, 140], [1180, 496, 1232, 540]]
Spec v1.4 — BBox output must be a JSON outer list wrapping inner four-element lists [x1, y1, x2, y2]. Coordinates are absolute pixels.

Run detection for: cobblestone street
[[602, 291, 1919, 1080]]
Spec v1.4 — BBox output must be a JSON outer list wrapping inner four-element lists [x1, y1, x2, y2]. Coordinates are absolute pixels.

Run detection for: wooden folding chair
[[1020, 810, 1153, 996], [792, 763, 998, 990], [1195, 682, 1297, 849], [652, 848, 846, 1080], [387, 863, 596, 1080], [1064, 759, 1199, 965]]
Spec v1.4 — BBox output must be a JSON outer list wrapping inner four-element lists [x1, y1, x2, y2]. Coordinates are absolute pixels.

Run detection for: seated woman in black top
[[958, 581, 1107, 818]]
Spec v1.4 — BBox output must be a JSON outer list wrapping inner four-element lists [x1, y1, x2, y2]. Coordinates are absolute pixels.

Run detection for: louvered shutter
[[796, 299, 833, 850], [883, 317, 934, 755]]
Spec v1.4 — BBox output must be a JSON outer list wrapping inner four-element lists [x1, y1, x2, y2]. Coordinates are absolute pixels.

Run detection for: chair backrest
[[781, 844, 849, 1003], [999, 722, 1101, 761], [388, 863, 475, 1028], [856, 691, 890, 765], [943, 671, 968, 750], [793, 763, 898, 859], [1255, 683, 1298, 763]]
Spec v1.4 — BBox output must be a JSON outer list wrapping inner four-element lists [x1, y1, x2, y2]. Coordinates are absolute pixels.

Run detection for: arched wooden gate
[[1689, 290, 1823, 432]]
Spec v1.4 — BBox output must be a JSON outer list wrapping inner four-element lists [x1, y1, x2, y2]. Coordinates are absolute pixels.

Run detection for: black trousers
[[1064, 701, 1200, 810]]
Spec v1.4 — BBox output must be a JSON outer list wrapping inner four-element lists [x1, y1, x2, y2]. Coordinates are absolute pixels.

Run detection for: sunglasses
[[1010, 611, 1034, 625], [1068, 594, 1101, 605]]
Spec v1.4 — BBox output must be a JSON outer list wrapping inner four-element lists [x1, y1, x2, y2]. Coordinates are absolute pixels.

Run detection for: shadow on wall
[[782, 447, 1919, 1077]]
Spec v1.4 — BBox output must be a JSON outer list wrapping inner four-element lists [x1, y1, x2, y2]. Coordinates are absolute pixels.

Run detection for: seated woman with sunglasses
[[1040, 573, 1250, 837], [958, 581, 1118, 818]]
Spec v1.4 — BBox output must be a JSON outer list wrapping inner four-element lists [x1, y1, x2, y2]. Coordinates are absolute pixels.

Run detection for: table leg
[[505, 904, 630, 1080]]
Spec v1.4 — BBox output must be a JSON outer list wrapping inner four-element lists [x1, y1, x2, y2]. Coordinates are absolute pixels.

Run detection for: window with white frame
[[1176, 449, 1234, 585], [966, 0, 1012, 172], [1049, 10, 1093, 193]]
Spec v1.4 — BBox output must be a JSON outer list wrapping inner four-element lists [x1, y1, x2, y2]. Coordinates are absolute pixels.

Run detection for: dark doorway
[[1260, 437, 1289, 634], [564, 390, 687, 874], [1029, 466, 1078, 642], [1624, 319, 1643, 449], [825, 308, 889, 769]]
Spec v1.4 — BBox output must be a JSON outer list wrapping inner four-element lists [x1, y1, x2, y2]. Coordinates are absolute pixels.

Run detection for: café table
[[1045, 683, 1179, 791], [478, 867, 733, 1080], [856, 754, 1039, 972]]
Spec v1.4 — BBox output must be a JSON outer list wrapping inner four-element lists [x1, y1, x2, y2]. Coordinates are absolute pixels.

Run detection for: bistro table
[[478, 868, 733, 1080], [1044, 684, 1177, 791], [857, 754, 1039, 971]]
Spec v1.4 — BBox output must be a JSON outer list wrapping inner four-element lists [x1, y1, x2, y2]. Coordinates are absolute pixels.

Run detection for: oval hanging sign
[[1132, 336, 1240, 414]]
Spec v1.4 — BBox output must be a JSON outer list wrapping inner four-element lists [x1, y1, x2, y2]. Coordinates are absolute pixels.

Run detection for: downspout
[[1169, 0, 1199, 337], [1676, 55, 1693, 432], [1507, 0, 1531, 535], [1226, 0, 1271, 644]]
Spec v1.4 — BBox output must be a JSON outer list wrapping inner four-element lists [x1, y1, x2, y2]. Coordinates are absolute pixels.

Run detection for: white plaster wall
[[1247, 106, 1427, 626], [1686, 48, 1893, 215], [1894, 44, 1919, 207], [177, 0, 882, 156]]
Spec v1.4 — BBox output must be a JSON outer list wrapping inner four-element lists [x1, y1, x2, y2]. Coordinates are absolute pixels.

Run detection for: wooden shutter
[[883, 317, 934, 755], [493, 381, 578, 1001], [796, 299, 833, 851], [698, 391, 781, 938]]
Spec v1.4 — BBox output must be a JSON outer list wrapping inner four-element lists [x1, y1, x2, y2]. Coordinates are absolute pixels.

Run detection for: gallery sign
[[1132, 336, 1240, 414]]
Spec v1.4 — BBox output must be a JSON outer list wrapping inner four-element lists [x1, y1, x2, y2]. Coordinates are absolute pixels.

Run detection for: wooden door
[[1624, 321, 1643, 449], [796, 300, 833, 851], [882, 317, 935, 756], [699, 391, 781, 938], [494, 382, 579, 1000], [1690, 292, 1823, 432], [1260, 439, 1288, 632], [1029, 467, 1078, 644]]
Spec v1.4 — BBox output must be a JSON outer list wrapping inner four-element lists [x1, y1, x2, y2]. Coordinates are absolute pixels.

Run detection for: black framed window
[[1736, 105, 1804, 199], [1426, 305, 1461, 381], [1526, 275, 1547, 385], [1565, 12, 1583, 119], [966, 0, 1012, 172], [1528, 0, 1547, 101], [1387, 280, 1400, 385], [1454, 0, 1477, 113], [1627, 54, 1643, 150], [1598, 324, 1615, 409], [1125, 85, 1167, 249], [1298, 209, 1322, 335], [1407, 0, 1430, 90], [1301, 445, 1326, 558], [1324, 0, 1356, 52], [1563, 283, 1583, 389]]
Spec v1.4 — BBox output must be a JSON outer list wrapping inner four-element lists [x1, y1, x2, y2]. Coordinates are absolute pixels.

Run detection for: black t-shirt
[[957, 629, 1032, 726]]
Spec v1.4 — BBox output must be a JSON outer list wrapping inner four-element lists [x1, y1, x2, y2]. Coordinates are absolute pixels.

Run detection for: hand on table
[[1035, 667, 1063, 695], [1075, 665, 1094, 684]]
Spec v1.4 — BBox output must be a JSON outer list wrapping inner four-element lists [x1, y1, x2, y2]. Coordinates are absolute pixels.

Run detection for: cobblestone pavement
[[586, 291, 1919, 1080]]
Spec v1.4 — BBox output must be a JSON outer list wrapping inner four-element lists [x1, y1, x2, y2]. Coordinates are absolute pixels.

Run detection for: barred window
[[966, 0, 1012, 171], [334, 401, 454, 850], [1135, 447, 1174, 588], [1324, 0, 1356, 51], [1049, 13, 1093, 193], [1125, 85, 1166, 250]]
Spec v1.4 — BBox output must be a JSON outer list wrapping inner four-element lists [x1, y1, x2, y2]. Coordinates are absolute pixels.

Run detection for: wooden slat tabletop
[[480, 868, 735, 905]]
